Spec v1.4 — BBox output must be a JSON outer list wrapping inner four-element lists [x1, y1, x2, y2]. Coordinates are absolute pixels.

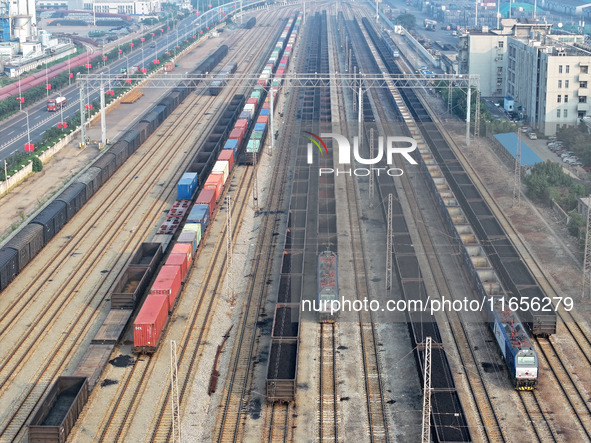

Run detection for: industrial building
[[82, 0, 161, 15]]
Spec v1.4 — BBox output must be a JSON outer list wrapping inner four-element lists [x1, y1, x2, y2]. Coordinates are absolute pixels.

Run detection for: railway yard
[[0, 1, 591, 442]]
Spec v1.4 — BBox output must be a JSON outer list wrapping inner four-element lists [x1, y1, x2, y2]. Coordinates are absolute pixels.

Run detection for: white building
[[459, 19, 591, 135], [82, 0, 161, 15]]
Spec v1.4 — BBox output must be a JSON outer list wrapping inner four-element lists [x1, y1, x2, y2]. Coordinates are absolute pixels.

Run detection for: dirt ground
[[0, 143, 99, 241]]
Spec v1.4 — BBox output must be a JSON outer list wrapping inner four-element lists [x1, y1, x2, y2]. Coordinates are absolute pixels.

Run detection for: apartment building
[[459, 18, 591, 134]]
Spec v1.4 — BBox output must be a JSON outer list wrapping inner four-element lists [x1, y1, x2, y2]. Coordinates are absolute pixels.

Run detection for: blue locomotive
[[317, 250, 339, 322], [490, 298, 538, 390]]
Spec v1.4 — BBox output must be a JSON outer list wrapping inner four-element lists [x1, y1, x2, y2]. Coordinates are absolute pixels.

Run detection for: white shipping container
[[212, 160, 230, 184]]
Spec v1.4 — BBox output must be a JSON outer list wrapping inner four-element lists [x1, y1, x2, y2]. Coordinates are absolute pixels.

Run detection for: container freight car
[[133, 295, 169, 353], [28, 377, 89, 443]]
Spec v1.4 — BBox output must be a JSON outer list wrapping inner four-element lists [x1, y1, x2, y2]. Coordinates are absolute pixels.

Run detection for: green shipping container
[[252, 130, 265, 140], [247, 140, 261, 152], [182, 223, 202, 245]]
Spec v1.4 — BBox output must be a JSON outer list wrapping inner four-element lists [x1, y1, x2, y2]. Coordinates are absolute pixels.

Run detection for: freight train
[[359, 19, 540, 391], [133, 13, 301, 353], [317, 250, 339, 322], [363, 17, 556, 338], [0, 45, 229, 292], [209, 61, 238, 95]]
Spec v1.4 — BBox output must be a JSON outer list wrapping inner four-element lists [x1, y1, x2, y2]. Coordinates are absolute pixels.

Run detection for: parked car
[[521, 126, 531, 133], [556, 149, 564, 155], [528, 132, 537, 140]]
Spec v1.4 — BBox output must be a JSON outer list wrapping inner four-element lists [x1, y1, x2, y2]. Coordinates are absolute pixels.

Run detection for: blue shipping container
[[224, 139, 238, 151], [177, 172, 198, 200], [187, 204, 209, 232], [239, 111, 251, 123], [260, 109, 270, 116]]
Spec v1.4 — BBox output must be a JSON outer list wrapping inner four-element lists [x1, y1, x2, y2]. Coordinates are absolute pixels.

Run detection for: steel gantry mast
[[76, 72, 480, 147]]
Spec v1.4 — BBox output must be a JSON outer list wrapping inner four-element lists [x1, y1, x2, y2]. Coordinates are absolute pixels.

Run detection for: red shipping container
[[133, 295, 169, 352], [262, 102, 271, 110], [171, 242, 193, 267], [150, 265, 182, 308], [165, 253, 188, 281], [218, 149, 234, 170], [196, 188, 216, 218], [235, 119, 248, 129], [205, 174, 224, 201], [257, 115, 269, 124], [277, 69, 285, 76], [229, 128, 245, 147], [247, 97, 258, 106]]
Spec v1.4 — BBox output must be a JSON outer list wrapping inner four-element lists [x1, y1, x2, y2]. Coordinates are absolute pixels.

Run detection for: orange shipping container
[[204, 174, 224, 201], [171, 242, 193, 267]]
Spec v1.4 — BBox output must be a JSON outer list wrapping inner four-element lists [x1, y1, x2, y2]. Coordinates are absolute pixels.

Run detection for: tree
[[32, 156, 43, 173], [395, 14, 416, 30], [568, 209, 585, 237]]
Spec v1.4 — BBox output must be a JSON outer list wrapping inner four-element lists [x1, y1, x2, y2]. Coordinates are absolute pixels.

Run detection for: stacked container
[[187, 204, 210, 233]]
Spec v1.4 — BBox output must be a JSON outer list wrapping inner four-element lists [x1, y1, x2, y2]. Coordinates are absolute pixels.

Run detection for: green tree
[[568, 209, 585, 237], [395, 14, 416, 30], [32, 156, 43, 172]]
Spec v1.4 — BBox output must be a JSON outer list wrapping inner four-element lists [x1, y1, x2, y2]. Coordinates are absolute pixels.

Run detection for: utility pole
[[465, 82, 471, 146], [253, 151, 259, 212], [226, 195, 235, 305], [170, 340, 181, 443], [513, 130, 521, 207], [369, 128, 375, 208], [421, 336, 432, 443], [583, 196, 591, 298], [358, 86, 363, 151], [80, 86, 86, 146], [386, 193, 393, 291], [270, 87, 275, 153], [100, 81, 106, 147]]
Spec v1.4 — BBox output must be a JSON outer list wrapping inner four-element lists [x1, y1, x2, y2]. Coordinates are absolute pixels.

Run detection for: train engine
[[317, 250, 339, 322], [491, 298, 538, 390]]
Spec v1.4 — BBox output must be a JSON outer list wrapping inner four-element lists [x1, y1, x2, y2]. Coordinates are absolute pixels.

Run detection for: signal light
[[46, 84, 51, 90], [103, 56, 107, 61], [57, 122, 67, 129], [141, 37, 145, 42], [69, 73, 73, 78], [24, 143, 34, 151], [16, 97, 24, 103]]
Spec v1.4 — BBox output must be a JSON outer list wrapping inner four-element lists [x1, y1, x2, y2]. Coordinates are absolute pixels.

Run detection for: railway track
[[335, 14, 390, 442], [517, 391, 559, 442], [266, 403, 291, 443], [212, 22, 301, 442], [319, 323, 338, 442]]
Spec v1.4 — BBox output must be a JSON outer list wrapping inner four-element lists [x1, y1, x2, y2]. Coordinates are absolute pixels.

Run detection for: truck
[[164, 62, 175, 72], [47, 96, 66, 111]]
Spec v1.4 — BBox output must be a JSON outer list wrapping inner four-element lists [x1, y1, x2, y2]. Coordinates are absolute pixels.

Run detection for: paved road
[[0, 8, 224, 165]]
